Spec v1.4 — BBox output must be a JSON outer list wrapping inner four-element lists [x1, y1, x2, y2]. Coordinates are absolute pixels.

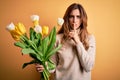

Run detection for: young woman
[[36, 3, 96, 80]]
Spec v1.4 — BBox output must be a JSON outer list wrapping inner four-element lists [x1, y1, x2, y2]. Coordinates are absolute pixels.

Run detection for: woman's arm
[[76, 35, 96, 72]]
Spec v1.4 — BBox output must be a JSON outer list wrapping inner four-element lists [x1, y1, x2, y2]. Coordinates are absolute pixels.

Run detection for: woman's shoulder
[[56, 33, 63, 40], [88, 34, 96, 46], [55, 33, 63, 46], [55, 33, 64, 44], [88, 34, 95, 42], [88, 34, 95, 38]]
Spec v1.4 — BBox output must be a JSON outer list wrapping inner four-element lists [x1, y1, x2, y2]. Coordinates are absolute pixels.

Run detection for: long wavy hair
[[58, 3, 89, 50]]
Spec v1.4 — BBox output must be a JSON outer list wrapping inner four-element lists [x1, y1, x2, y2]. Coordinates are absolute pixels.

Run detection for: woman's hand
[[35, 64, 44, 72], [68, 30, 80, 44]]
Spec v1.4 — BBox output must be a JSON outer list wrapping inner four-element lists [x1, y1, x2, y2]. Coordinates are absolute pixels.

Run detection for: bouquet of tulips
[[6, 15, 64, 80]]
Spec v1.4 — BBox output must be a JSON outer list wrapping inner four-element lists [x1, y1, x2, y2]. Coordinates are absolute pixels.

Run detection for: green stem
[[42, 62, 50, 80]]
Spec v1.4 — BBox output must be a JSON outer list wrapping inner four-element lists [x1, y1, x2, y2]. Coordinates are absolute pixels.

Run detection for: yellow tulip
[[15, 22, 26, 35], [7, 22, 26, 41], [33, 20, 39, 26], [42, 26, 49, 36], [10, 30, 21, 41]]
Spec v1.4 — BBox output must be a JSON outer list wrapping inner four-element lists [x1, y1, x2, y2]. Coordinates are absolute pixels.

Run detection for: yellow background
[[0, 0, 120, 80]]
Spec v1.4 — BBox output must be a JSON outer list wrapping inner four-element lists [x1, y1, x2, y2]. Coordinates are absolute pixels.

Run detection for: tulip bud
[[34, 25, 42, 33], [15, 22, 26, 35], [6, 22, 15, 31], [31, 15, 39, 21], [57, 18, 64, 26], [6, 22, 26, 41], [42, 26, 49, 36], [31, 15, 39, 26]]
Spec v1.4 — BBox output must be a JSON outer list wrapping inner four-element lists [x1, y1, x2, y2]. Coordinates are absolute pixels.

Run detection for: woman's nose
[[73, 17, 77, 23]]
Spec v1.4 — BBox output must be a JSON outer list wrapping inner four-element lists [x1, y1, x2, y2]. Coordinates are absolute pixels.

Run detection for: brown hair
[[58, 3, 89, 50]]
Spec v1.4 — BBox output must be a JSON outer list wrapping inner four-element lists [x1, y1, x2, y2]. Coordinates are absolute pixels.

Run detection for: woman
[[36, 3, 96, 80]]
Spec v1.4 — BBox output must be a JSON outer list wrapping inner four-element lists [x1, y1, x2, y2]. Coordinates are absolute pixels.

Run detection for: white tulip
[[31, 15, 39, 21], [6, 22, 15, 31], [57, 18, 64, 26], [34, 25, 42, 33]]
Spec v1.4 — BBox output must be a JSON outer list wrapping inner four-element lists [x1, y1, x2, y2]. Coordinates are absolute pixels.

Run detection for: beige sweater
[[51, 34, 96, 80]]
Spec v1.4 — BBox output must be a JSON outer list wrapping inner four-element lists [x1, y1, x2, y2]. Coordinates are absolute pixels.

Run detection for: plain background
[[0, 0, 120, 80]]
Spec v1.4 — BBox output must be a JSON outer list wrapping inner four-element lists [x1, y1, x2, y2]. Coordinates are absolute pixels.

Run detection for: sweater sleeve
[[76, 34, 96, 72]]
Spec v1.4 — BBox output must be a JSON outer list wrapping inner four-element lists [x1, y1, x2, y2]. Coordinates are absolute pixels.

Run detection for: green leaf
[[49, 27, 54, 42], [33, 33, 41, 46], [30, 27, 35, 41], [14, 41, 26, 48], [33, 39, 39, 46], [35, 33, 42, 39], [45, 44, 62, 60], [29, 53, 43, 62], [38, 45, 42, 52], [30, 28, 42, 47], [36, 53, 43, 61], [22, 60, 37, 69], [42, 36, 49, 55], [22, 48, 36, 54], [27, 40, 37, 51], [47, 27, 56, 54], [29, 53, 38, 60]]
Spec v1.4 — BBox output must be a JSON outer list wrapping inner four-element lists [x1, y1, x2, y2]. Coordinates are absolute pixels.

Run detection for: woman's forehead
[[70, 9, 80, 15]]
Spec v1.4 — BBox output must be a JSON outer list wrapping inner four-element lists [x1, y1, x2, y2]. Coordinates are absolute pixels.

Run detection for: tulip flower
[[6, 22, 15, 31], [57, 18, 64, 26], [34, 25, 42, 33], [31, 15, 39, 26], [42, 26, 49, 36], [15, 22, 26, 35], [6, 22, 26, 41]]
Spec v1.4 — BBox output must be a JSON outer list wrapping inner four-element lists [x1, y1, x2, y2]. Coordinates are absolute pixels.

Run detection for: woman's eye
[[69, 15, 74, 18], [69, 15, 81, 19], [77, 16, 81, 18]]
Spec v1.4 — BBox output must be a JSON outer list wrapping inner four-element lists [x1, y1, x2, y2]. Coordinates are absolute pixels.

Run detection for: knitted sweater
[[51, 34, 96, 80]]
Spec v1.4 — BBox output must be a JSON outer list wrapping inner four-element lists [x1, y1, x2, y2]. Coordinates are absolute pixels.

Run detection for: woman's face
[[69, 9, 81, 30]]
